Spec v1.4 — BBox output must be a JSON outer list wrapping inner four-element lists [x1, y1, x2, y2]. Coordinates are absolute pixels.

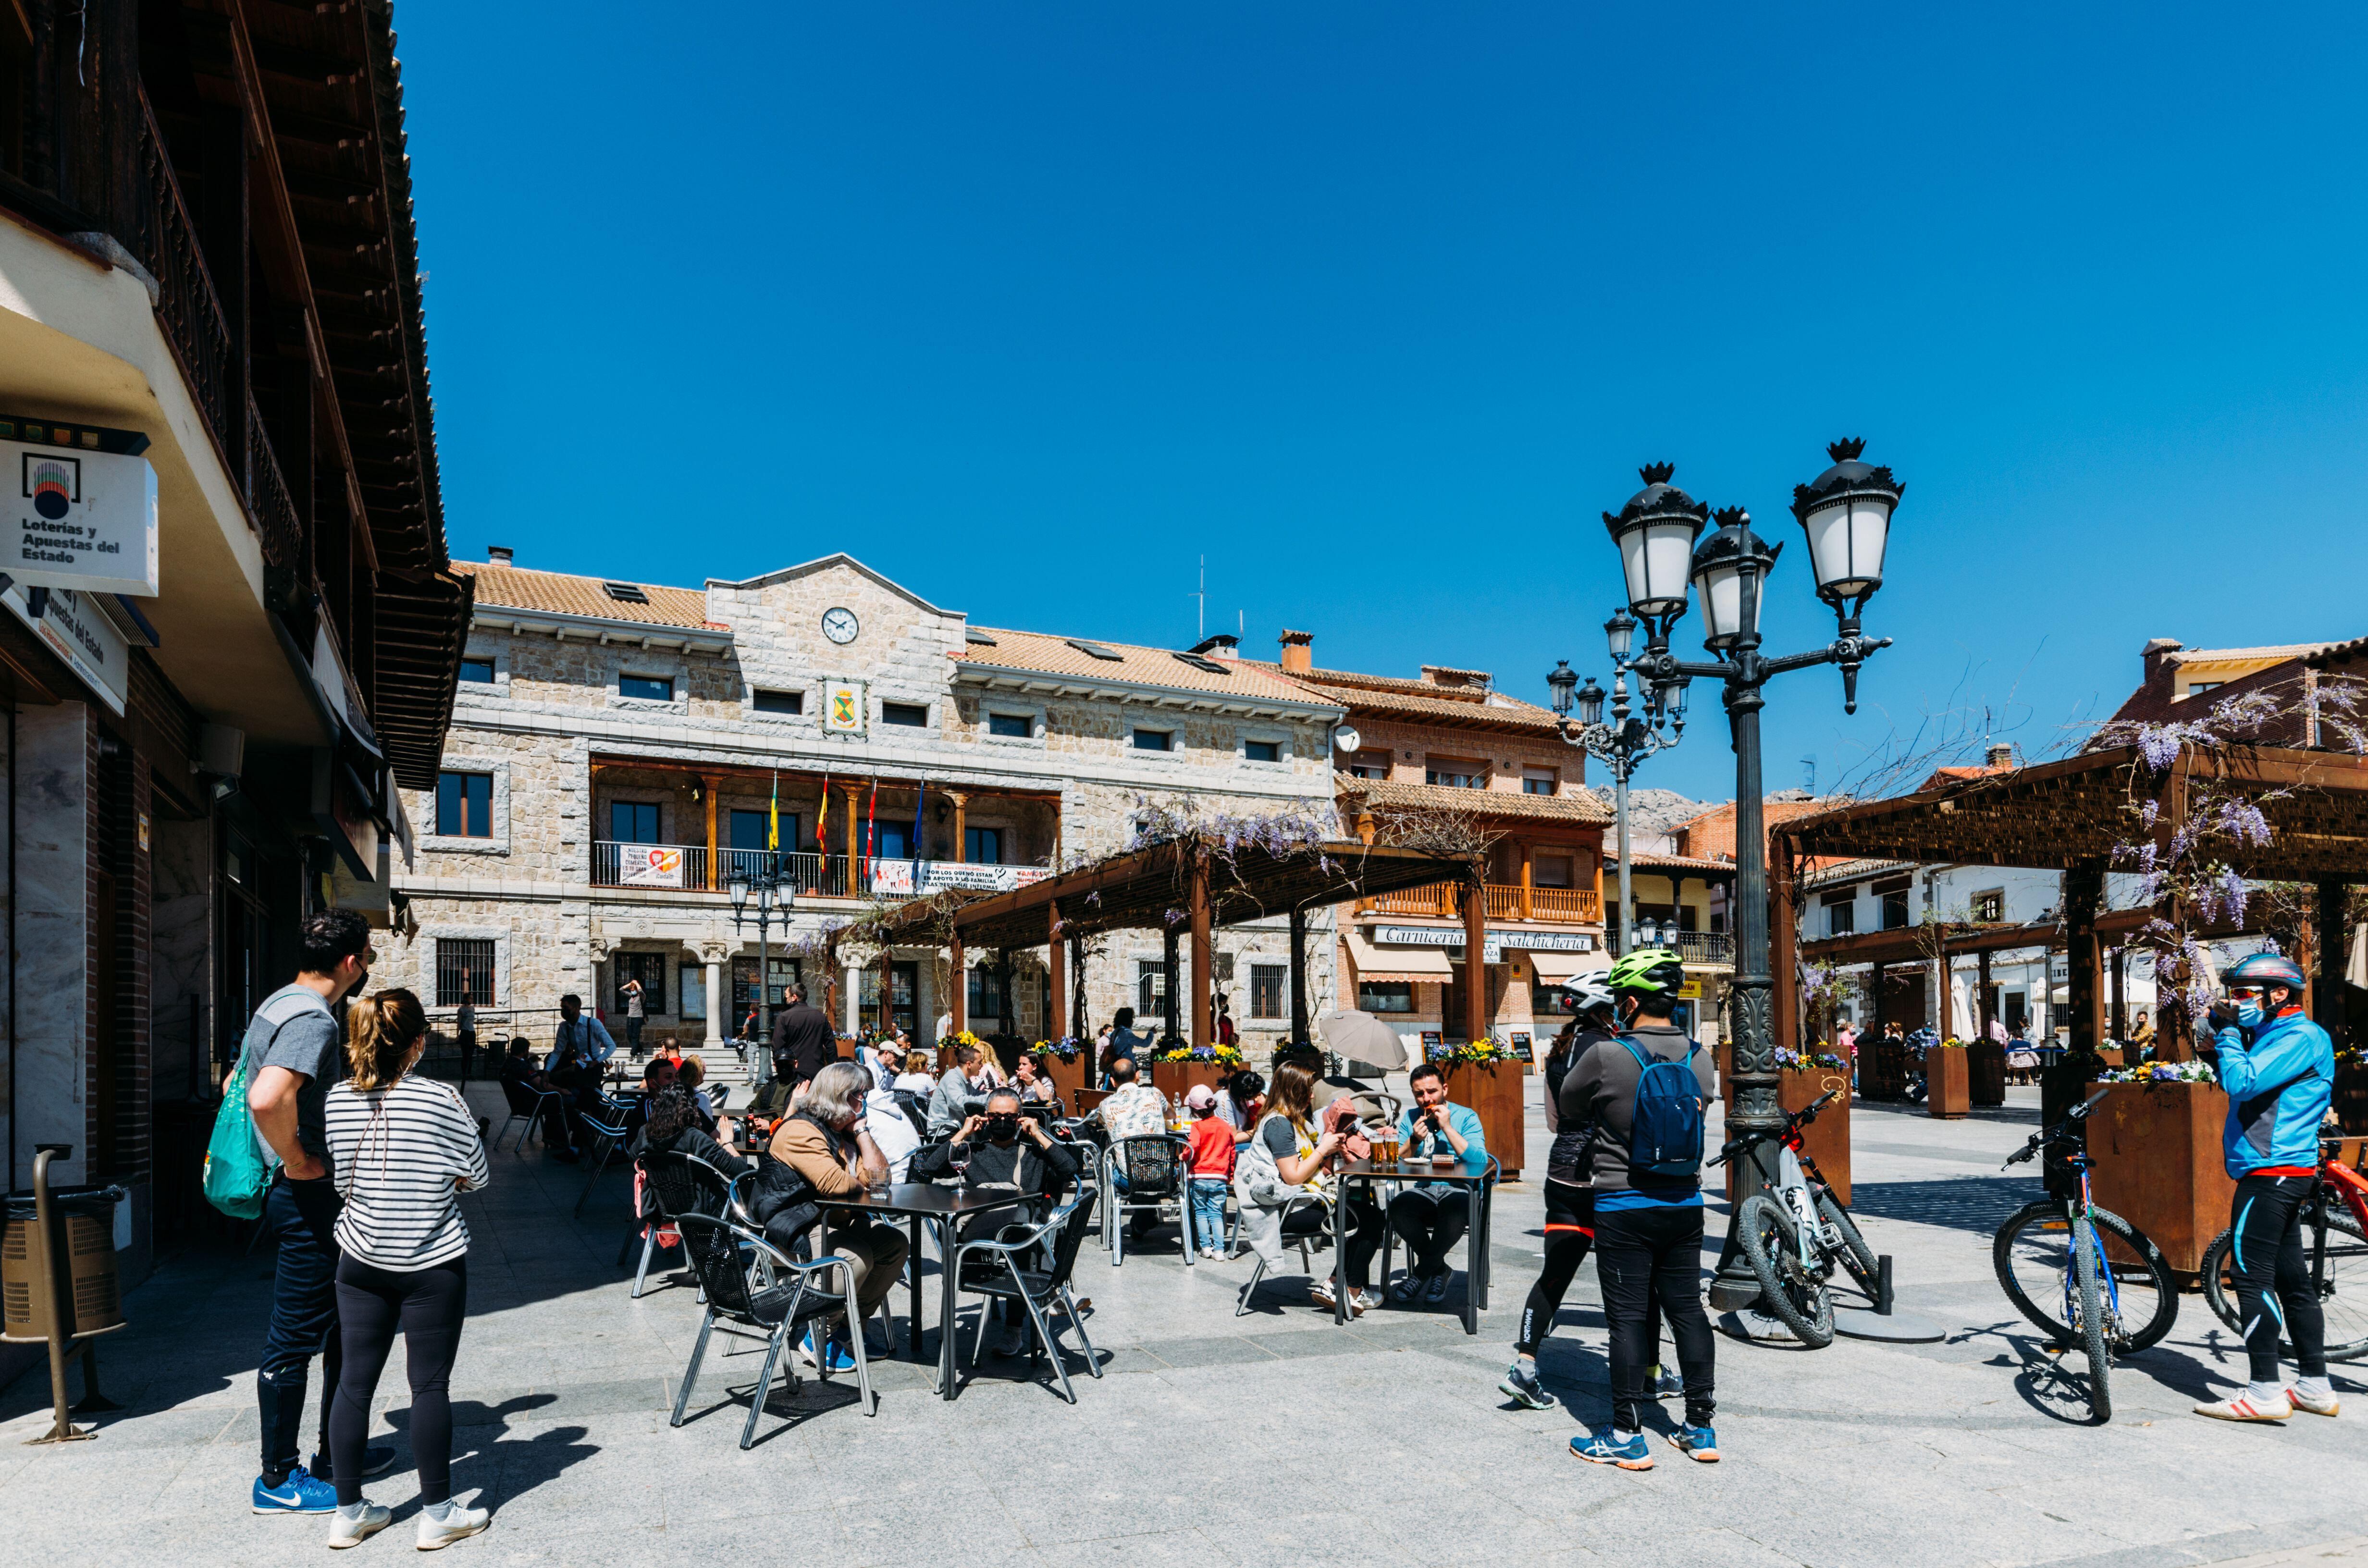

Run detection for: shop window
[[434, 939, 495, 1006], [678, 963, 707, 1019], [436, 772, 493, 838], [1250, 963, 1286, 1018], [863, 961, 920, 1036], [1359, 981, 1414, 1015], [969, 964, 1006, 1025]]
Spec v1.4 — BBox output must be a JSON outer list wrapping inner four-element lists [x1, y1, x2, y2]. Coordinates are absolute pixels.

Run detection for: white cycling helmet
[[1561, 973, 1616, 1017]]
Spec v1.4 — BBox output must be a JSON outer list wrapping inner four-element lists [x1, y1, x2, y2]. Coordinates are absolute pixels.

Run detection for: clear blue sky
[[398, 2, 2368, 802]]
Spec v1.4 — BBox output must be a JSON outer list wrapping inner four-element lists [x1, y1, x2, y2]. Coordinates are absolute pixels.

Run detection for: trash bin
[[3, 1183, 127, 1341]]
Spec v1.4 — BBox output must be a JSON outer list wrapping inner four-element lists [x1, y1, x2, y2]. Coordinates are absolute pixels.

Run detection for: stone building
[[380, 552, 1346, 1057]]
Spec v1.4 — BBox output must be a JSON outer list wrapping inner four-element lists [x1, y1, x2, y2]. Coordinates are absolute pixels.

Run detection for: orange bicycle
[[2201, 1133, 2368, 1361]]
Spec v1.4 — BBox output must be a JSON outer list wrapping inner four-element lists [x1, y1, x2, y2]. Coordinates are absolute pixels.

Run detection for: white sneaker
[[327, 1504, 391, 1548], [415, 1503, 489, 1551], [2286, 1386, 2342, 1417], [2194, 1393, 2293, 1422]]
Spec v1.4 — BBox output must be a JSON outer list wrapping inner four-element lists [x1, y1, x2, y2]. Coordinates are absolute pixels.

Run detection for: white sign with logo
[[823, 680, 865, 735], [5, 439, 159, 596], [3, 582, 129, 713], [618, 846, 685, 888], [869, 859, 1052, 897], [1372, 923, 1598, 966]]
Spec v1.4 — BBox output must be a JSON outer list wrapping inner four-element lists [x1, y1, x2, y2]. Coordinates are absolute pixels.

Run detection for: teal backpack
[[202, 1052, 273, 1219]]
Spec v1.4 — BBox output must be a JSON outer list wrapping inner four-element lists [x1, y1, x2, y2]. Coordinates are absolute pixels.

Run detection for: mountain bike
[[1711, 1089, 1876, 1348], [2199, 1133, 2368, 1361], [1993, 1089, 2179, 1421]]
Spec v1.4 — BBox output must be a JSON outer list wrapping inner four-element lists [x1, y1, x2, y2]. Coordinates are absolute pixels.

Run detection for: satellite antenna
[[1801, 755, 1817, 795], [1192, 555, 1206, 642]]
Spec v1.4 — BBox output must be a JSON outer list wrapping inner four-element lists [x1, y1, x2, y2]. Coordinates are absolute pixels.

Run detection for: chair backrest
[[671, 1213, 760, 1318], [499, 1076, 543, 1116], [1042, 1184, 1099, 1290], [709, 1086, 732, 1111], [1113, 1134, 1184, 1195], [641, 1149, 733, 1225]]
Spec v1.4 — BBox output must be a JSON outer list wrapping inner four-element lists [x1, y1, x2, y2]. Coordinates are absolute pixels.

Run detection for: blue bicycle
[[1992, 1089, 2178, 1421]]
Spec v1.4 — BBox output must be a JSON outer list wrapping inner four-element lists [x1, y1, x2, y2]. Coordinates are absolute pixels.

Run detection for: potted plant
[[1924, 1037, 1972, 1119], [1034, 1036, 1091, 1101], [1967, 1034, 2007, 1106], [1151, 1042, 1243, 1102], [1723, 1047, 1854, 1204], [1434, 1039, 1525, 1177], [938, 1028, 985, 1074], [2086, 1063, 2234, 1275]]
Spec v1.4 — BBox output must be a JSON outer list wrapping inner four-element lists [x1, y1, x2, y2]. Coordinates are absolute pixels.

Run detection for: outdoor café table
[[1328, 1155, 1495, 1336], [820, 1184, 1026, 1396]]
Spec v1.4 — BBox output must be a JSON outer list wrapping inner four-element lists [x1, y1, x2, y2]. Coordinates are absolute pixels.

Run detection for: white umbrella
[[1317, 1008, 1411, 1072]]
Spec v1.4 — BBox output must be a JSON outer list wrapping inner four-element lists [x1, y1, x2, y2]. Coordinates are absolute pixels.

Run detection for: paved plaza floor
[[2, 1076, 2361, 1568]]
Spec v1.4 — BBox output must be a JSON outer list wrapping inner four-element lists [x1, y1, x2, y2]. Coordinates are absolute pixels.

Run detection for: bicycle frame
[[2054, 1145, 2127, 1342]]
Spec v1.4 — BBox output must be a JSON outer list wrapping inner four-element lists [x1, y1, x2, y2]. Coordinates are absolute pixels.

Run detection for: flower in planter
[[1156, 1042, 1244, 1065], [1774, 1046, 1850, 1073], [2100, 1060, 2215, 1085], [1032, 1036, 1085, 1063], [1431, 1039, 1512, 1063]]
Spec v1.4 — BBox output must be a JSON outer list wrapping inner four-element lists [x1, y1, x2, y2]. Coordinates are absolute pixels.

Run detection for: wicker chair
[[1104, 1133, 1192, 1267]]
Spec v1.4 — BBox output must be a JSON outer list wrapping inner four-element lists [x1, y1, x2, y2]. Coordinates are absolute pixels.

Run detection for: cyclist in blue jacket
[[2194, 952, 2339, 1422]]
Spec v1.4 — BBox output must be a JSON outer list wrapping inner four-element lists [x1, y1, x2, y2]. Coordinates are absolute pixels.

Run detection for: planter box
[[1151, 1061, 1228, 1104], [1967, 1041, 2007, 1106], [1442, 1059, 1525, 1176], [1862, 1040, 1912, 1102], [2087, 1079, 2237, 1275], [1724, 1067, 1854, 1207], [1925, 1049, 1970, 1119], [1043, 1050, 1091, 1104]]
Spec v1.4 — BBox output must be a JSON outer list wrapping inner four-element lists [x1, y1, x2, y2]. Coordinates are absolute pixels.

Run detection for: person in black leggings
[[331, 1257, 468, 1500]]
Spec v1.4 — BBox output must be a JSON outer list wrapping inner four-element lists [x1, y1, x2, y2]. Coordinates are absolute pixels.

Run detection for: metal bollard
[[27, 1146, 94, 1445], [1876, 1253, 1895, 1316]]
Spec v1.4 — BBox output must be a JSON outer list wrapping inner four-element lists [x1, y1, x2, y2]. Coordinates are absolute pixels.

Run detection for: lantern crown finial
[[1712, 505, 1750, 530], [1826, 438, 1866, 464], [1639, 461, 1676, 486]]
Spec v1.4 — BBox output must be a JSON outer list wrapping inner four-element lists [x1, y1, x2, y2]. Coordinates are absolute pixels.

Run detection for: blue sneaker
[[811, 1333, 857, 1375], [1667, 1423, 1721, 1463], [1570, 1428, 1653, 1470], [252, 1464, 338, 1514]]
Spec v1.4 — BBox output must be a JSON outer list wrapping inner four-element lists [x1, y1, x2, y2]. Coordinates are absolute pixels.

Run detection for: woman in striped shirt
[[321, 989, 491, 1551]]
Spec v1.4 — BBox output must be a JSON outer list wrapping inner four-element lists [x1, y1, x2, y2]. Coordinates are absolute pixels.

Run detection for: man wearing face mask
[[2195, 952, 2338, 1422], [910, 1090, 1082, 1355]]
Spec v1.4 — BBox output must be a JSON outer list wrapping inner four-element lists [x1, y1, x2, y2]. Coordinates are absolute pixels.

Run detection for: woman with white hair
[[759, 1061, 908, 1374]]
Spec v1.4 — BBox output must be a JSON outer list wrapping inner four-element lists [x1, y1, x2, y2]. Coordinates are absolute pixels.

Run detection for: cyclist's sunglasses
[[2225, 986, 2265, 1002]]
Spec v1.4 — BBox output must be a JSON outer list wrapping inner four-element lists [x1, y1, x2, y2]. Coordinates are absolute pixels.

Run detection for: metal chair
[[1377, 1153, 1500, 1309], [1235, 1192, 1334, 1316], [623, 1150, 734, 1298], [1105, 1133, 1192, 1266], [494, 1076, 562, 1154], [573, 1096, 638, 1216], [667, 1213, 872, 1447], [950, 1184, 1103, 1404]]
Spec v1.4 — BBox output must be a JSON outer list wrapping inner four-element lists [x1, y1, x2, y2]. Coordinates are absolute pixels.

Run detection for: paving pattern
[[2, 1076, 2361, 1568]]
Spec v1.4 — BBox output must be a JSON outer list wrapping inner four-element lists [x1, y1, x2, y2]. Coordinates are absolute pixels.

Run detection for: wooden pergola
[[838, 840, 1475, 1048], [1775, 744, 2368, 1062]]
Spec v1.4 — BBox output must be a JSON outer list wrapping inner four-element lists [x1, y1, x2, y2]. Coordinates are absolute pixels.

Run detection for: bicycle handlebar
[[1710, 1089, 1840, 1166], [2004, 1088, 2113, 1168]]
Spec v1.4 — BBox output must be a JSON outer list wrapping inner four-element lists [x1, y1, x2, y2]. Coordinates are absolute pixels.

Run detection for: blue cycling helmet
[[2220, 952, 2306, 990]]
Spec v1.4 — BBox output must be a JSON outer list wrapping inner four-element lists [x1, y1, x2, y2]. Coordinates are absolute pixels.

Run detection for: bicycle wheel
[[2072, 1217, 2112, 1423], [1736, 1194, 1835, 1348], [1995, 1201, 2178, 1353], [2204, 1207, 2368, 1361], [1817, 1189, 1882, 1301]]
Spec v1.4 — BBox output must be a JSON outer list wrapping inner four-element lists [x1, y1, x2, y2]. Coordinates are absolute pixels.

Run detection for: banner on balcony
[[618, 846, 685, 887], [869, 860, 1051, 897], [3, 434, 159, 597]]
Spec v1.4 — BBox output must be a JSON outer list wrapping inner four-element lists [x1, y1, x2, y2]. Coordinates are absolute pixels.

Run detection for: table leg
[[906, 1214, 925, 1363], [938, 1217, 959, 1400], [1332, 1180, 1349, 1325], [1462, 1183, 1480, 1336]]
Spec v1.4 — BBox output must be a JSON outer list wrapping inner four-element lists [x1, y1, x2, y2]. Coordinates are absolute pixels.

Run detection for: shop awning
[[1346, 931, 1454, 983], [1524, 947, 1609, 981]]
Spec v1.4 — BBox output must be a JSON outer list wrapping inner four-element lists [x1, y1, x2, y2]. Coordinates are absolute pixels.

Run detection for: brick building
[[377, 553, 1346, 1056]]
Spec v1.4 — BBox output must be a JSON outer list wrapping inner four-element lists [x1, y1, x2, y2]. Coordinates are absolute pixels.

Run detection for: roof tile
[[1336, 772, 1612, 825], [455, 562, 716, 630], [959, 627, 1335, 706]]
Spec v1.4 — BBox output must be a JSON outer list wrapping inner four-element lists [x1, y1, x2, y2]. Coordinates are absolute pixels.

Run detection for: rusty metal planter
[[1968, 1041, 2007, 1106], [1925, 1049, 1971, 1119], [1725, 1066, 1854, 1206], [1442, 1060, 1525, 1177], [2087, 1079, 2236, 1275], [1151, 1061, 1227, 1105]]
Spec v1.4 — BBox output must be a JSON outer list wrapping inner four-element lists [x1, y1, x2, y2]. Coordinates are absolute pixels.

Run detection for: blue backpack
[[1621, 1036, 1704, 1181]]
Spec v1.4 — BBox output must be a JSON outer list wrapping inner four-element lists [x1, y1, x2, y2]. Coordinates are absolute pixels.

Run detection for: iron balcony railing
[[1365, 882, 1604, 923], [590, 844, 1053, 898]]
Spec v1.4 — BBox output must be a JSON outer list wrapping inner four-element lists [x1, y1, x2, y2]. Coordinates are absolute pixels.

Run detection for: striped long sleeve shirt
[[324, 1076, 491, 1269]]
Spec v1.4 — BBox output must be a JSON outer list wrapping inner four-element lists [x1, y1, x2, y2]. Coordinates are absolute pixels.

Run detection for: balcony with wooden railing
[[1366, 882, 1603, 924]]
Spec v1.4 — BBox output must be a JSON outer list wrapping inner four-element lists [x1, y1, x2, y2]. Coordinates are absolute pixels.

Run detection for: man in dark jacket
[[769, 982, 837, 1091]]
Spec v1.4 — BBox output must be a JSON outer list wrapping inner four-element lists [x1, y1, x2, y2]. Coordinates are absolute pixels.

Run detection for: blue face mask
[[2233, 994, 2266, 1029]]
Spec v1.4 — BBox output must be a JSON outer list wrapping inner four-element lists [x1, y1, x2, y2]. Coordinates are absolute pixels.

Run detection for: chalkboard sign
[[1510, 1031, 1534, 1063], [1419, 1030, 1443, 1058]]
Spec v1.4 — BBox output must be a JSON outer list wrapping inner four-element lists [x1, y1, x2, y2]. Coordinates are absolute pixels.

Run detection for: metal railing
[[245, 392, 305, 574], [131, 94, 234, 454], [1670, 930, 1734, 965], [1369, 882, 1604, 923]]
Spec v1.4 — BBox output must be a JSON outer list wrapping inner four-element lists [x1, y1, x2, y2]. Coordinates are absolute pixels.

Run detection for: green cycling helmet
[[1605, 947, 1687, 996]]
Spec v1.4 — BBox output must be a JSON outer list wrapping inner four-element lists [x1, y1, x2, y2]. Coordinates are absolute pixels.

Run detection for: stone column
[[700, 942, 726, 1049]]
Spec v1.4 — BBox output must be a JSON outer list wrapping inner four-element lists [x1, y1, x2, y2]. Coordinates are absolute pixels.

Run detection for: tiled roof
[[1672, 798, 1838, 862], [1605, 851, 1736, 872], [1335, 772, 1613, 825], [958, 628, 1338, 708], [456, 562, 717, 630], [1240, 659, 1567, 733], [2168, 642, 2336, 666]]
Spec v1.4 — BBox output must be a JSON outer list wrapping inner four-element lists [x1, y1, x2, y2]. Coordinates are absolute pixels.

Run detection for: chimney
[[1986, 742, 2015, 769], [487, 545, 514, 565], [1278, 629, 1313, 674], [2141, 637, 2182, 685]]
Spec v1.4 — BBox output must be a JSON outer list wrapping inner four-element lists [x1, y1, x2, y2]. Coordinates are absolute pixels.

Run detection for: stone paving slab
[[1, 1083, 2363, 1568]]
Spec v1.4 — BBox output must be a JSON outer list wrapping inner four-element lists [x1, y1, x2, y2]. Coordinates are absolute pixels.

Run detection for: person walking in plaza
[[241, 908, 394, 1517], [620, 975, 647, 1058], [1100, 1007, 1146, 1084], [1563, 949, 1719, 1469], [1504, 979, 1615, 1409], [2194, 953, 2340, 1422], [319, 989, 492, 1550], [769, 982, 837, 1094], [1386, 1062, 1487, 1304]]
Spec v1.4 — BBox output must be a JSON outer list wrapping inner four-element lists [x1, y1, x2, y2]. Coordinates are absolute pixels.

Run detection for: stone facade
[[381, 553, 1344, 1059]]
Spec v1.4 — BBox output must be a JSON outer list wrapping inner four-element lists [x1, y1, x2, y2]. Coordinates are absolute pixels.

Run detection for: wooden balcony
[[1366, 882, 1602, 923]]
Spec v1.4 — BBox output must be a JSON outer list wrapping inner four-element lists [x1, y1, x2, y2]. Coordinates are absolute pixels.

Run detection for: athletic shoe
[[1667, 1423, 1721, 1463], [416, 1504, 491, 1551], [1652, 1366, 1685, 1401], [995, 1319, 1029, 1358], [2285, 1387, 2341, 1417], [1308, 1281, 1369, 1316], [1500, 1361, 1554, 1410], [1388, 1273, 1423, 1303], [326, 1503, 391, 1548], [2194, 1394, 2293, 1422], [309, 1445, 398, 1482], [1570, 1429, 1653, 1470], [252, 1465, 338, 1515], [816, 1336, 858, 1375], [1422, 1272, 1453, 1307]]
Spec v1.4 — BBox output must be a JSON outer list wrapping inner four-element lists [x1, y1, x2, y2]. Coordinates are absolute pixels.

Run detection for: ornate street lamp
[[727, 856, 789, 1041], [1615, 439, 1900, 1313]]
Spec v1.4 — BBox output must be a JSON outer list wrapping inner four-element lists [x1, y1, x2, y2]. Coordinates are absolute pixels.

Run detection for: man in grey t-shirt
[[244, 907, 385, 1513]]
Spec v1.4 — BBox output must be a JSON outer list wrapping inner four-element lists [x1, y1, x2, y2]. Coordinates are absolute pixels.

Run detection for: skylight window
[[1066, 638, 1123, 662], [603, 582, 650, 604], [1173, 653, 1231, 676]]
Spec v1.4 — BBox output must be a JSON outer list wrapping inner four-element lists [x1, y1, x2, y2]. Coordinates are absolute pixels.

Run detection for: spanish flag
[[767, 770, 779, 851], [817, 774, 829, 849]]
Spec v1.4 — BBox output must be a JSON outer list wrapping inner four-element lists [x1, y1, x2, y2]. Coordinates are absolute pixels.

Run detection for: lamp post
[[1594, 443, 1902, 1312], [728, 854, 792, 1044], [1548, 468, 1701, 960]]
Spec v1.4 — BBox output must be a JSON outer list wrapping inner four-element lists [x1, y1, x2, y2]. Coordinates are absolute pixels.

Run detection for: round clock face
[[821, 607, 860, 645]]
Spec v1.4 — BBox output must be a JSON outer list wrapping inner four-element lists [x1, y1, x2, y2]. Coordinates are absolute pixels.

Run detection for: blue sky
[[398, 2, 2368, 802]]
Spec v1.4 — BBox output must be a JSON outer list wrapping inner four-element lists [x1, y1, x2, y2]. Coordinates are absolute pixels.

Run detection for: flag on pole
[[817, 773, 830, 850], [767, 770, 779, 851], [912, 781, 927, 870], [864, 779, 878, 879]]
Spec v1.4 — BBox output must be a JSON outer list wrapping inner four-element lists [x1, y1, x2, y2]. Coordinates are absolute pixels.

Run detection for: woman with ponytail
[[319, 988, 491, 1550]]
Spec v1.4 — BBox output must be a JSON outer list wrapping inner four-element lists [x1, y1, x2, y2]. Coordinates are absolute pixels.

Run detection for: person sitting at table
[[856, 1036, 901, 1092], [757, 1062, 905, 1373], [1089, 1055, 1169, 1142], [1233, 1061, 1383, 1315], [862, 1078, 922, 1182], [910, 1088, 1082, 1355], [1217, 1069, 1263, 1144], [1385, 1061, 1487, 1306], [501, 1038, 576, 1161], [927, 1042, 994, 1139], [1011, 1051, 1059, 1106], [891, 1052, 937, 1096], [744, 1048, 799, 1126], [677, 1054, 718, 1128]]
